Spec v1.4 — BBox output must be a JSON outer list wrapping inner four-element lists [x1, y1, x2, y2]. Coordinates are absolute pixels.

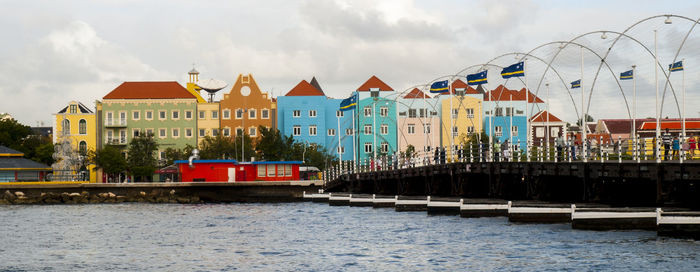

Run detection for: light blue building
[[276, 78, 355, 161], [354, 76, 398, 161], [482, 85, 545, 151]]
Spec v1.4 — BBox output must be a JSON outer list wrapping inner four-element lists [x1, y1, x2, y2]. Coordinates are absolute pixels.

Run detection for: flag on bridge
[[570, 80, 581, 89], [669, 61, 684, 72], [620, 70, 633, 80], [429, 80, 449, 93], [339, 93, 357, 111], [501, 62, 524, 79], [466, 70, 488, 86]]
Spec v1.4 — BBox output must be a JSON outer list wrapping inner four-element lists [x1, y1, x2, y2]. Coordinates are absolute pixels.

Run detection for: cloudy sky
[[1, 0, 699, 126]]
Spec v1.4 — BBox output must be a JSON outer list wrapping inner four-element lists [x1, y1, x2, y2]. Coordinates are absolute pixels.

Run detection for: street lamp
[[600, 32, 607, 39], [665, 15, 672, 24]]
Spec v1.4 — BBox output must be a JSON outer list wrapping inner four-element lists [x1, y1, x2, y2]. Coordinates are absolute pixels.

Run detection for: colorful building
[[176, 160, 301, 182], [219, 74, 276, 145], [98, 81, 198, 160], [355, 76, 398, 161], [396, 88, 439, 154], [184, 68, 222, 145], [0, 146, 51, 182], [276, 78, 354, 161], [483, 85, 545, 150], [53, 101, 97, 181], [529, 110, 567, 146], [440, 80, 483, 149]]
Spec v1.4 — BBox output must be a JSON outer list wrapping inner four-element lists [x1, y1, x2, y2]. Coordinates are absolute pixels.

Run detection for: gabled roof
[[0, 146, 23, 157], [57, 101, 93, 114], [356, 75, 393, 92], [448, 79, 481, 95], [103, 82, 195, 99], [483, 85, 544, 102], [309, 77, 325, 95], [530, 110, 563, 122], [284, 80, 326, 96], [639, 120, 700, 130], [403, 88, 430, 99], [0, 157, 51, 170]]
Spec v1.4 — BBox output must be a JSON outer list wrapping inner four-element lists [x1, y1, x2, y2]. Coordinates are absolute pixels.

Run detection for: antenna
[[197, 78, 227, 102]]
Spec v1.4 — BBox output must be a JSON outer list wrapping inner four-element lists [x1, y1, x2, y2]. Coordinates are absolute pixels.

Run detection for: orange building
[[219, 74, 276, 140]]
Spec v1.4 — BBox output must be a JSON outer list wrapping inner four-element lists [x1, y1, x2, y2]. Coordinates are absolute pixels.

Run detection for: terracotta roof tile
[[483, 85, 544, 102], [103, 82, 195, 99], [356, 75, 393, 92], [403, 88, 430, 99], [529, 110, 563, 122], [639, 120, 700, 130], [285, 80, 326, 96]]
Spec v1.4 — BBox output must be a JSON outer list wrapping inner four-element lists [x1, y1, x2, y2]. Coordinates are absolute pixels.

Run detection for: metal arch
[[483, 52, 581, 118], [659, 16, 700, 116]]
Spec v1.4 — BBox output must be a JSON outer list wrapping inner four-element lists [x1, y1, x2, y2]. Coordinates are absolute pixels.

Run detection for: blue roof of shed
[[174, 160, 302, 165]]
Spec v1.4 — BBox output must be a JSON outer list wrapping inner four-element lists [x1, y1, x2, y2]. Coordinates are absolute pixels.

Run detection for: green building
[[97, 81, 198, 161]]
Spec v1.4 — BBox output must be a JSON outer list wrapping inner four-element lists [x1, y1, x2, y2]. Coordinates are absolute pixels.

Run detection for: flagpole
[[337, 115, 342, 169], [488, 83, 493, 162], [524, 59, 531, 162], [352, 100, 357, 173], [655, 30, 660, 163], [682, 59, 686, 162], [632, 65, 637, 161], [509, 91, 513, 160], [450, 80, 454, 159], [423, 88, 428, 157], [581, 45, 587, 162], [546, 82, 550, 160]]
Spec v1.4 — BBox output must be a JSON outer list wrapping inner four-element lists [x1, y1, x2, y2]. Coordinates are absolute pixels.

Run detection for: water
[[1, 203, 698, 271]]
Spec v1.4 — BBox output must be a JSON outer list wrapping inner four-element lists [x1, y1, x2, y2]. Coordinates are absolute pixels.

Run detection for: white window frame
[[309, 110, 317, 118], [261, 109, 270, 119], [293, 126, 301, 136], [235, 108, 243, 119], [466, 108, 474, 118], [495, 126, 503, 137], [132, 128, 140, 138], [223, 128, 230, 137], [364, 125, 372, 135], [185, 110, 193, 120], [223, 109, 230, 120], [267, 164, 275, 177], [249, 127, 257, 137], [199, 129, 206, 137], [364, 143, 373, 154], [257, 165, 266, 177], [185, 128, 193, 138], [336, 111, 343, 117], [172, 110, 179, 120], [381, 142, 389, 153], [407, 124, 415, 135], [328, 129, 335, 136], [132, 111, 140, 121], [346, 128, 353, 135], [364, 106, 371, 117], [145, 110, 153, 120], [380, 106, 388, 117], [513, 126, 520, 137], [249, 109, 256, 119], [292, 110, 300, 118], [211, 110, 218, 120], [199, 111, 206, 120], [159, 128, 166, 138], [172, 128, 180, 138], [309, 125, 317, 136], [159, 110, 166, 120], [380, 124, 388, 135]]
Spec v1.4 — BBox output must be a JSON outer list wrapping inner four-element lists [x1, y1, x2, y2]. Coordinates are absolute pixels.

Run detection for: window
[[186, 128, 193, 137], [133, 128, 140, 138], [159, 151, 166, 160], [309, 110, 317, 117], [199, 111, 206, 119], [146, 128, 154, 136], [78, 119, 87, 134], [364, 143, 373, 154], [257, 165, 266, 177], [495, 107, 503, 117], [185, 110, 193, 119], [62, 119, 70, 135], [285, 164, 292, 176], [380, 107, 388, 117], [70, 104, 77, 114], [506, 107, 513, 116], [249, 109, 256, 119], [223, 109, 230, 119], [466, 108, 474, 118], [293, 110, 300, 118], [419, 109, 426, 118], [236, 109, 243, 119], [337, 146, 345, 154], [346, 128, 353, 135], [293, 126, 301, 136], [364, 106, 372, 117], [172, 110, 179, 119], [370, 88, 380, 98], [172, 128, 179, 137], [106, 130, 113, 142], [78, 141, 87, 155], [309, 125, 317, 136], [159, 110, 166, 120], [277, 164, 284, 176], [551, 127, 560, 137], [328, 129, 335, 136], [408, 124, 415, 134], [146, 111, 153, 120], [536, 127, 544, 138], [495, 126, 503, 137], [364, 125, 372, 135], [119, 112, 126, 123], [106, 112, 113, 125], [132, 111, 140, 120], [380, 124, 388, 135], [236, 128, 243, 136], [398, 111, 406, 117], [424, 124, 431, 134], [159, 128, 166, 138], [223, 128, 230, 137], [381, 142, 389, 153], [408, 109, 417, 118], [336, 111, 343, 117], [267, 164, 275, 177], [512, 126, 519, 136], [212, 128, 219, 137], [249, 127, 257, 137], [262, 109, 269, 119], [516, 110, 524, 115], [199, 129, 206, 137], [452, 109, 458, 119], [211, 111, 218, 119], [452, 126, 459, 137], [467, 126, 475, 134]]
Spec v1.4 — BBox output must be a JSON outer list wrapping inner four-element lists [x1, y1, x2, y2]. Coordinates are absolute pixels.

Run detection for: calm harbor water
[[1, 202, 699, 271]]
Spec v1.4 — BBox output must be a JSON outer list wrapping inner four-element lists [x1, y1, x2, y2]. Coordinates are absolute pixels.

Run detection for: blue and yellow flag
[[571, 80, 581, 89], [501, 62, 524, 79], [669, 61, 684, 72], [620, 70, 633, 80], [429, 80, 449, 93], [466, 70, 488, 86], [339, 93, 357, 111]]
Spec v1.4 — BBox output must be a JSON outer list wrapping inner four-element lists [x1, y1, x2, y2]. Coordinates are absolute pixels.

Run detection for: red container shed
[[175, 160, 302, 182]]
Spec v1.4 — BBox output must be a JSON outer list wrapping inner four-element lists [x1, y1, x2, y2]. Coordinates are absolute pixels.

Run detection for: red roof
[[639, 121, 700, 130], [357, 75, 393, 92], [483, 85, 544, 102], [403, 88, 430, 99], [103, 82, 195, 99], [437, 79, 481, 95], [284, 80, 325, 96], [529, 110, 563, 122]]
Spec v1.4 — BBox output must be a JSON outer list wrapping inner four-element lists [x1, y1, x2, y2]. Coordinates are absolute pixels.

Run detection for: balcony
[[105, 118, 127, 127], [105, 138, 127, 145]]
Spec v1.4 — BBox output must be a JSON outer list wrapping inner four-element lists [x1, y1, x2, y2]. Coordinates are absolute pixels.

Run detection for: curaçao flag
[[466, 70, 488, 86], [620, 70, 633, 80], [570, 79, 581, 89], [501, 62, 524, 79], [339, 93, 357, 111], [669, 61, 684, 72], [429, 80, 449, 93]]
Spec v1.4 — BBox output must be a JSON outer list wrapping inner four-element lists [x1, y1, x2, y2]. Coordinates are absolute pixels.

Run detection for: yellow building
[[441, 95, 483, 148], [53, 101, 97, 182], [185, 68, 223, 145]]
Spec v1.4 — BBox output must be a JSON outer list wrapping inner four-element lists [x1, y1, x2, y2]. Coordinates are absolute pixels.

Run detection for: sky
[[1, 0, 699, 126]]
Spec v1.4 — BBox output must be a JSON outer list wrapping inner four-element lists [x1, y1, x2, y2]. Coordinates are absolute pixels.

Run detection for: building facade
[[440, 81, 483, 149], [53, 101, 97, 181], [396, 88, 439, 154], [483, 85, 544, 150], [529, 110, 567, 146], [220, 74, 275, 142], [355, 76, 398, 161]]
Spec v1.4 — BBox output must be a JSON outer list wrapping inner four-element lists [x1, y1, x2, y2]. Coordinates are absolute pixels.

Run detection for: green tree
[[233, 133, 255, 161], [163, 144, 195, 166], [126, 134, 159, 182], [0, 119, 32, 150], [576, 114, 595, 126], [199, 135, 235, 159], [89, 145, 127, 178]]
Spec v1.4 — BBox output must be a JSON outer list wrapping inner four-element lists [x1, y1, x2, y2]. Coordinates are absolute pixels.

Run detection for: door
[[227, 168, 236, 183]]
